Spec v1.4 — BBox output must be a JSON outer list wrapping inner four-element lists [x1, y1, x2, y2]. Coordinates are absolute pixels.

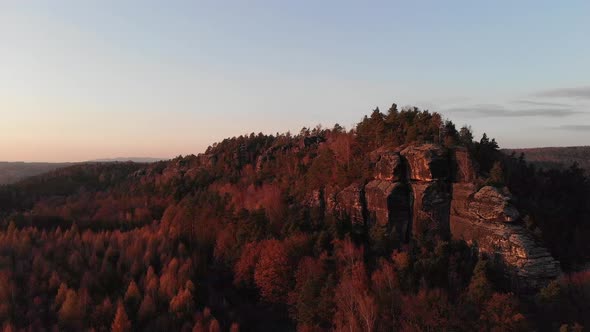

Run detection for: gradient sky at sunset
[[1, 1, 589, 162]]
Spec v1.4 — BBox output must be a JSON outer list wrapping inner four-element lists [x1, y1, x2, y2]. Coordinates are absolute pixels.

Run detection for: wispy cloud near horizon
[[443, 104, 582, 118], [513, 99, 572, 108], [534, 87, 590, 99], [553, 124, 590, 131]]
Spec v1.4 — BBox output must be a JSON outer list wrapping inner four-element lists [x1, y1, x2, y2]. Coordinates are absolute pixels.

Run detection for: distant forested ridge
[[0, 158, 162, 185], [0, 162, 73, 184], [503, 146, 590, 172], [0, 104, 589, 331]]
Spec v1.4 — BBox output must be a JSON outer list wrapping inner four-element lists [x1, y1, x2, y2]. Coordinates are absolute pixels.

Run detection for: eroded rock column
[[401, 144, 452, 243], [365, 151, 411, 241]]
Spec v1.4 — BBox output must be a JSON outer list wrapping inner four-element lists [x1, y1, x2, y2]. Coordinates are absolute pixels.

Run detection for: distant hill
[[0, 158, 164, 184], [89, 157, 165, 163], [502, 146, 590, 172], [0, 162, 73, 185]]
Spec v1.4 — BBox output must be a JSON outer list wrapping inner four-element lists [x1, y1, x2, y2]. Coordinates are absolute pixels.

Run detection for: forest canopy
[[1, 105, 589, 331]]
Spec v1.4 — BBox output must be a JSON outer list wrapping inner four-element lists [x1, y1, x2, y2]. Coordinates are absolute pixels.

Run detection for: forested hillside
[[1, 105, 589, 331]]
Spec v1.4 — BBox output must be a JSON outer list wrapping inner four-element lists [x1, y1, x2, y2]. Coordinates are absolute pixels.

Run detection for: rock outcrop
[[319, 143, 561, 291], [451, 184, 520, 223], [365, 180, 410, 241], [452, 217, 561, 290], [401, 144, 448, 181], [373, 152, 403, 181], [400, 144, 453, 242], [333, 183, 366, 225], [469, 186, 520, 223], [451, 147, 477, 182], [411, 181, 451, 242], [450, 183, 560, 291]]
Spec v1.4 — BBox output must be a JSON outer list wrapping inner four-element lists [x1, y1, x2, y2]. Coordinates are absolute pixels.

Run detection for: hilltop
[[0, 105, 589, 331]]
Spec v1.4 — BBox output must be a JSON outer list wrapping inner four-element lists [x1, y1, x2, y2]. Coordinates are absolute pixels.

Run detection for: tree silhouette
[[58, 289, 84, 329], [111, 301, 132, 332], [137, 294, 156, 323]]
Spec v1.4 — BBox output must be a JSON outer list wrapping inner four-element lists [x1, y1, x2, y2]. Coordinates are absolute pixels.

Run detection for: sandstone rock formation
[[450, 183, 560, 291], [469, 186, 520, 223], [365, 180, 398, 226], [400, 144, 453, 242], [373, 152, 403, 181], [365, 180, 410, 241], [400, 144, 448, 181], [411, 180, 451, 242], [452, 217, 561, 290], [319, 143, 561, 291], [451, 147, 477, 182], [333, 183, 365, 225]]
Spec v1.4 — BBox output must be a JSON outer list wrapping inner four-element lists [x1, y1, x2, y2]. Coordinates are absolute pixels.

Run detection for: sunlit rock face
[[401, 144, 449, 182], [373, 152, 403, 182], [451, 147, 478, 183], [365, 180, 399, 226], [451, 185, 520, 223], [451, 214, 561, 291], [469, 186, 520, 223], [450, 183, 560, 291]]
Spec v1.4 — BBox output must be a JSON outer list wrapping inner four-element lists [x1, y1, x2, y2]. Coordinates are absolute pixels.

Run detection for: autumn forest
[[1, 105, 590, 332]]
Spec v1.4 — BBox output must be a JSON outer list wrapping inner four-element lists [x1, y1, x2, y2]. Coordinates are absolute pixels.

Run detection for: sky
[[1, 1, 589, 162]]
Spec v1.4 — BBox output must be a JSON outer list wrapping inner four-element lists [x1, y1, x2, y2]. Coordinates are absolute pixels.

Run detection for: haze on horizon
[[1, 1, 589, 163]]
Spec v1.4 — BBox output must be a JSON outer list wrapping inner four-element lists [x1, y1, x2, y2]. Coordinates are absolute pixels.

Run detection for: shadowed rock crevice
[[366, 180, 411, 242]]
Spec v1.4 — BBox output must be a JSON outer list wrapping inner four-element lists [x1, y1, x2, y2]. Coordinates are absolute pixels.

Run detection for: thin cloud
[[444, 104, 582, 118], [535, 86, 590, 99], [553, 124, 590, 131], [514, 99, 571, 108]]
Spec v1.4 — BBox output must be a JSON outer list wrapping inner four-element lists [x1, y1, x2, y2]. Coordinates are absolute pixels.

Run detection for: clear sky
[[1, 1, 589, 162]]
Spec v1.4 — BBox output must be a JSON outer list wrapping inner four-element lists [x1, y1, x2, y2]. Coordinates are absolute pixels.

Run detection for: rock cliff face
[[365, 180, 410, 241], [373, 152, 403, 182], [450, 183, 561, 291], [468, 186, 520, 223], [451, 147, 478, 183], [411, 181, 451, 243], [333, 183, 366, 226], [320, 143, 561, 291], [400, 144, 448, 182]]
